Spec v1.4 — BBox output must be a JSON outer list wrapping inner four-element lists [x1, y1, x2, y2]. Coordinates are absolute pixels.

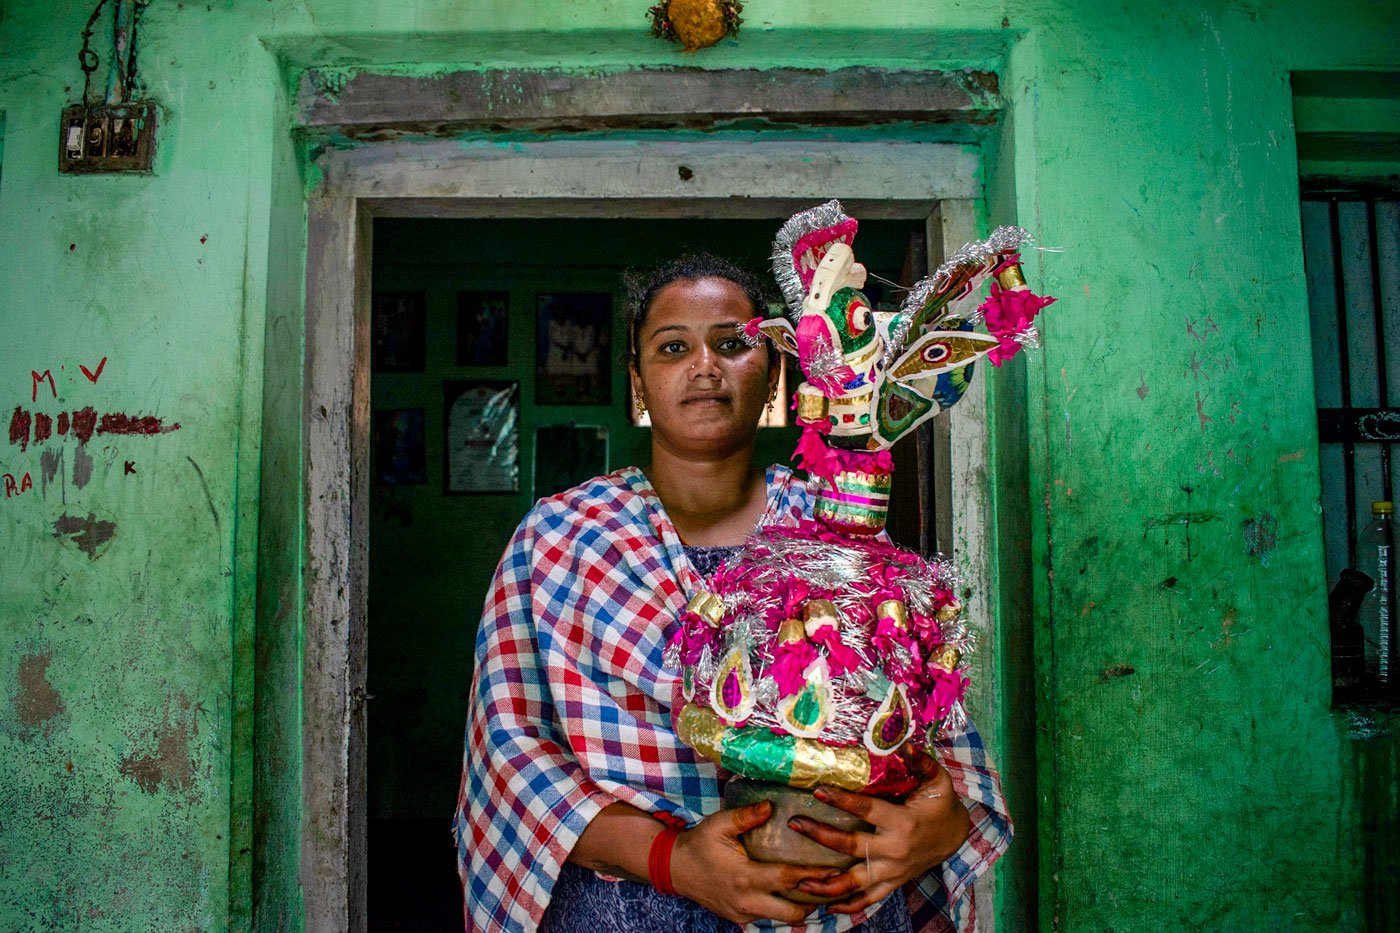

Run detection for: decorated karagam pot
[[665, 201, 1055, 884]]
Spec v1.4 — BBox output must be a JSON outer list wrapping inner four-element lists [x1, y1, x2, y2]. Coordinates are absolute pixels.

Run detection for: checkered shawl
[[455, 465, 1011, 932]]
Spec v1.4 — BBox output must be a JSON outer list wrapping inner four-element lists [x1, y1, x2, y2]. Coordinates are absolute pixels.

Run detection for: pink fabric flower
[[809, 624, 862, 677], [978, 282, 1055, 367], [677, 610, 720, 665], [919, 669, 969, 725], [831, 447, 894, 473], [769, 640, 818, 698], [987, 334, 1024, 367], [793, 422, 843, 486], [780, 579, 819, 620]]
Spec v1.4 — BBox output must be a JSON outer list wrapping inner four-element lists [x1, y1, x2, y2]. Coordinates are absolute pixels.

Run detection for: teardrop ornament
[[863, 682, 914, 756], [775, 657, 831, 738], [710, 645, 755, 726]]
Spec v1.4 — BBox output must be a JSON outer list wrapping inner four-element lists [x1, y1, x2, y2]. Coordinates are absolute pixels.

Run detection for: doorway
[[363, 215, 926, 927], [292, 133, 1016, 930]]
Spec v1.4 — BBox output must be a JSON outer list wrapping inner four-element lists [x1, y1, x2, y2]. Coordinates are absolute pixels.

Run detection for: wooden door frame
[[297, 68, 1009, 932]]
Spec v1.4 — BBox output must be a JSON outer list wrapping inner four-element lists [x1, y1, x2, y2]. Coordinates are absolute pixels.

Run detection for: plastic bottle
[[1358, 501, 1398, 690]]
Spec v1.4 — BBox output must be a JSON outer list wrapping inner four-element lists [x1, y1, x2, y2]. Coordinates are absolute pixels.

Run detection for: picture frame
[[456, 291, 510, 366], [371, 290, 427, 372], [443, 381, 520, 495], [372, 408, 428, 485], [535, 292, 612, 405]]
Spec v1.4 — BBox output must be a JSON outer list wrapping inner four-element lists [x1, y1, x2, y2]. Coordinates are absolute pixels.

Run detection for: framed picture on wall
[[372, 408, 427, 485], [456, 291, 510, 366], [532, 424, 609, 500], [371, 290, 427, 372], [443, 381, 520, 495], [535, 292, 612, 405]]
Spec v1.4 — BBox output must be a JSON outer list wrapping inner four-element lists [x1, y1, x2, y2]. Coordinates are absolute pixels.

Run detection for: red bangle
[[648, 825, 683, 895]]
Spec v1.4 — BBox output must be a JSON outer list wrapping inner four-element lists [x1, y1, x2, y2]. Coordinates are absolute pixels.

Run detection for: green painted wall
[[0, 1, 1396, 930]]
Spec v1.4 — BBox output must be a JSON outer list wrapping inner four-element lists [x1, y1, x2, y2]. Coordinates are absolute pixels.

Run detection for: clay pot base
[[722, 777, 874, 904]]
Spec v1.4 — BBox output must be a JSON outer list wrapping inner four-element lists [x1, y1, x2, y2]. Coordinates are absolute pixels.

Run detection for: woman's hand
[[670, 800, 840, 926], [785, 759, 971, 914]]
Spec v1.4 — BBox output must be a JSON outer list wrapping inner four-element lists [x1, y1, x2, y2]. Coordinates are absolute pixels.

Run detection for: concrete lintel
[[297, 66, 1000, 136], [323, 139, 981, 204], [361, 196, 943, 221]]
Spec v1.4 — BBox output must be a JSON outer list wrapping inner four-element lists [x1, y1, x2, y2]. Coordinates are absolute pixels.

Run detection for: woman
[[455, 255, 1010, 932]]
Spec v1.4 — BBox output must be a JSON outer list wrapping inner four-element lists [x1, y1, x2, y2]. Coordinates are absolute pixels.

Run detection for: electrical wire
[[78, 0, 111, 108]]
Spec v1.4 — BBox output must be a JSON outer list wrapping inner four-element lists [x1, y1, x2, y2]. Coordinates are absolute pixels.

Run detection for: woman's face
[[633, 277, 777, 461]]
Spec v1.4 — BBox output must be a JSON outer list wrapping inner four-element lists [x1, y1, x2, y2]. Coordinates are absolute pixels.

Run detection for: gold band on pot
[[675, 703, 872, 792], [803, 599, 839, 626]]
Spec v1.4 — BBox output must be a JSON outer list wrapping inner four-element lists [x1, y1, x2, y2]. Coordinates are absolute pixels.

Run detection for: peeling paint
[[1243, 513, 1279, 565], [118, 701, 197, 796], [1098, 663, 1136, 682], [1211, 607, 1240, 651], [1144, 511, 1220, 529], [14, 653, 65, 737]]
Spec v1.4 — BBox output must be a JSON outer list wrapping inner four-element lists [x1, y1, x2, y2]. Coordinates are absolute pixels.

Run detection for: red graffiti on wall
[[4, 358, 181, 507], [4, 472, 33, 498], [8, 405, 179, 451], [79, 357, 107, 384], [31, 370, 56, 403]]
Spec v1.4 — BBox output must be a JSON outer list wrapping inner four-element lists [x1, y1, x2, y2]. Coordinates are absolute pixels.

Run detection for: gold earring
[[765, 383, 779, 416], [635, 393, 647, 416]]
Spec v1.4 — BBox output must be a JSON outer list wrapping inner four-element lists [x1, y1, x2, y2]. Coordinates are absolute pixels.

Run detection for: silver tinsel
[[662, 640, 681, 670], [940, 701, 969, 738], [883, 225, 1032, 370], [770, 199, 854, 320], [802, 339, 847, 386], [695, 646, 716, 683], [735, 321, 765, 349]]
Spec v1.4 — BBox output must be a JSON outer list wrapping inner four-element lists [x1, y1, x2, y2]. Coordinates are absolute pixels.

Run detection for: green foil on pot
[[676, 703, 873, 790], [720, 727, 797, 784]]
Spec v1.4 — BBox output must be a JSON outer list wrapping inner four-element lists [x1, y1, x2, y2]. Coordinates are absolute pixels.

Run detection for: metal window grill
[[1303, 197, 1400, 585]]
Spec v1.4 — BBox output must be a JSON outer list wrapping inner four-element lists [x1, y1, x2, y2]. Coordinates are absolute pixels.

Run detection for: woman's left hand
[[785, 757, 971, 914]]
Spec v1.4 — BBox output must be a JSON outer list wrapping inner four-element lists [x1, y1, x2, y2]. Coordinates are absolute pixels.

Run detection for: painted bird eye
[[848, 302, 871, 334], [921, 342, 950, 364]]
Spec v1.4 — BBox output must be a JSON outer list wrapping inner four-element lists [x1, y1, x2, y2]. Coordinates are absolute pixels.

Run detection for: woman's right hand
[[670, 800, 837, 926]]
